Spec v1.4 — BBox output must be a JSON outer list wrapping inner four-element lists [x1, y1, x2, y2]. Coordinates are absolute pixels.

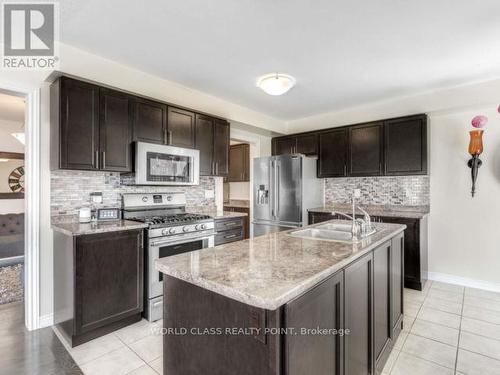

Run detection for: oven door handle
[[150, 234, 214, 248]]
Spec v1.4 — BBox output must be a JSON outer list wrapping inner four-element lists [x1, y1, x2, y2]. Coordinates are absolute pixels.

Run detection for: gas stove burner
[[131, 213, 212, 226]]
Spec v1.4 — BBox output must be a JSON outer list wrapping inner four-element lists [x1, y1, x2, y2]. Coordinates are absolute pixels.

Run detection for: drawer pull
[[224, 234, 238, 239]]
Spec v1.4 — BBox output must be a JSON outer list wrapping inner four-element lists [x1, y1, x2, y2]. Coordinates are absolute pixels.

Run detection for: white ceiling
[[60, 0, 500, 121]]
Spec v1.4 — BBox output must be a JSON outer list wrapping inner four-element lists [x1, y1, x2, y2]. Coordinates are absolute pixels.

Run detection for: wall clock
[[9, 166, 24, 193]]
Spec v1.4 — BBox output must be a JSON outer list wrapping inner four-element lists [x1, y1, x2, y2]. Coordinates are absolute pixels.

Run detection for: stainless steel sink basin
[[288, 228, 358, 243], [288, 223, 377, 243], [315, 223, 353, 232]]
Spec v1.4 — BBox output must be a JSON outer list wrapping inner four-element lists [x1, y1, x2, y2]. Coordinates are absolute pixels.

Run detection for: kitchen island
[[156, 220, 406, 375]]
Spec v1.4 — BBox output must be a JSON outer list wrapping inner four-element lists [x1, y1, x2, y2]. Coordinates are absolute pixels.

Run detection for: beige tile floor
[[53, 280, 500, 375], [383, 281, 500, 375], [53, 318, 164, 375]]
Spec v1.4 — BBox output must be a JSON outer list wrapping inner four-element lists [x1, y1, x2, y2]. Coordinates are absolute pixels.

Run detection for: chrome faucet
[[356, 206, 373, 234]]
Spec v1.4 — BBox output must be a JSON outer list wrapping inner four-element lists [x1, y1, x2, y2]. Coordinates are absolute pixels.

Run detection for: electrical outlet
[[90, 192, 103, 204], [204, 189, 215, 199]]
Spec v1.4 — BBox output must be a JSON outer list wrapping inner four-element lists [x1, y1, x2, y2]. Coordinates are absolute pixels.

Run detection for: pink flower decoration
[[471, 115, 488, 128], [498, 105, 500, 114]]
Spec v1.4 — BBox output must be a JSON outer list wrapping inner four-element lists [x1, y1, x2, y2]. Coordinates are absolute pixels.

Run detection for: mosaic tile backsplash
[[50, 171, 217, 216], [324, 176, 429, 206]]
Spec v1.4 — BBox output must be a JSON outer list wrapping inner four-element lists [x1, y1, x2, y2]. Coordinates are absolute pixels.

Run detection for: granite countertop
[[51, 220, 148, 236], [186, 209, 248, 219], [309, 204, 430, 219], [155, 220, 405, 310], [223, 199, 250, 209]]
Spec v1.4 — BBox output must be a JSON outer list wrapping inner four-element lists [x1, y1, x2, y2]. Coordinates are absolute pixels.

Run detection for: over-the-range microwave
[[135, 142, 200, 185]]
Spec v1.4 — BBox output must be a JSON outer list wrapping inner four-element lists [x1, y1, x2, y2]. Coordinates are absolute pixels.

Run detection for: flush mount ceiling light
[[256, 73, 296, 96]]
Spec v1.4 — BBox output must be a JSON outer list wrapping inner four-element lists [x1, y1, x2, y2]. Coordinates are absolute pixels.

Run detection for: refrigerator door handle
[[276, 160, 280, 218]]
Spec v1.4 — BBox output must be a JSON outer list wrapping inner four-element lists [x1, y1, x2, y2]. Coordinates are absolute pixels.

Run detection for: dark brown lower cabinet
[[376, 216, 427, 291], [285, 271, 344, 375], [162, 236, 404, 375], [214, 216, 245, 245], [53, 229, 144, 347]]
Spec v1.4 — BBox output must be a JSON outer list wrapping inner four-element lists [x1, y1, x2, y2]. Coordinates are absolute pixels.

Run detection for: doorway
[[0, 92, 26, 306]]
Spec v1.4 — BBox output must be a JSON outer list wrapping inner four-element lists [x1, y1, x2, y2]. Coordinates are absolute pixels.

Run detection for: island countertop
[[155, 220, 405, 310]]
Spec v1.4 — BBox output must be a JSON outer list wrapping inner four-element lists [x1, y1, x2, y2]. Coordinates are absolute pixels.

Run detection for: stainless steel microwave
[[135, 142, 200, 185]]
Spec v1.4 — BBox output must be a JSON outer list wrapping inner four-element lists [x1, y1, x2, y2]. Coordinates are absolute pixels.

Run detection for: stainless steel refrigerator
[[252, 154, 324, 237]]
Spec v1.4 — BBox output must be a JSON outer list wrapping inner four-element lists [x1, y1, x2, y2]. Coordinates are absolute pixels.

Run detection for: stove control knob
[[183, 226, 190, 233], [196, 224, 206, 230], [166, 195, 173, 201], [161, 229, 169, 236], [142, 196, 148, 202], [169, 228, 176, 235]]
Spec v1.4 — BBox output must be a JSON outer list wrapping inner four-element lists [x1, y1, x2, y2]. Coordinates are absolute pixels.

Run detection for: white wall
[[429, 107, 500, 288], [287, 78, 500, 133], [0, 199, 24, 214], [0, 159, 24, 193], [229, 182, 250, 200]]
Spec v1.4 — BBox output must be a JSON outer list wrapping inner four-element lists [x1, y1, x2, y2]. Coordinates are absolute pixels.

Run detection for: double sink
[[289, 222, 376, 244]]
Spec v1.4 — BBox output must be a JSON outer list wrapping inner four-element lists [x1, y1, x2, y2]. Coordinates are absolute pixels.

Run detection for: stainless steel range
[[122, 192, 214, 322]]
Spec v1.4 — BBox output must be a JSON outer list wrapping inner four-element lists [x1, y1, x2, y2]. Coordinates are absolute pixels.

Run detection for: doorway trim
[[0, 84, 41, 331], [229, 126, 262, 238]]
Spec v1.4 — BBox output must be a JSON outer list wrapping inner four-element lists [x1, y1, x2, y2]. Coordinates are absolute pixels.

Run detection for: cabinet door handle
[[164, 128, 168, 144], [224, 234, 237, 239], [344, 164, 347, 176], [168, 131, 172, 145], [95, 151, 99, 169], [215, 162, 219, 175], [102, 151, 106, 169]]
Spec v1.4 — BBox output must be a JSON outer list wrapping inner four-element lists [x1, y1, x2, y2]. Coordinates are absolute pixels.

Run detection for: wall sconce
[[467, 129, 484, 197]]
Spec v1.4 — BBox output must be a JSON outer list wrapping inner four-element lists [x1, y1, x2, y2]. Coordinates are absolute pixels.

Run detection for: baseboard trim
[[39, 313, 54, 328], [428, 272, 500, 293]]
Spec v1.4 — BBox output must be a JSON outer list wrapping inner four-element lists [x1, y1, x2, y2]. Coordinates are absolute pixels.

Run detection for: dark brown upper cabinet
[[195, 114, 215, 176], [384, 115, 427, 175], [273, 137, 296, 155], [229, 143, 250, 182], [51, 77, 133, 172], [99, 88, 133, 172], [272, 133, 318, 156], [51, 76, 231, 175], [131, 97, 167, 144], [213, 119, 230, 177], [167, 107, 195, 148], [317, 129, 349, 178], [349, 122, 383, 176], [52, 77, 100, 170], [195, 115, 229, 177], [296, 133, 318, 155]]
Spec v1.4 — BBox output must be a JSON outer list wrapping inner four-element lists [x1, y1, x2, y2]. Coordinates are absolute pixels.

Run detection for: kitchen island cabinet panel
[[285, 271, 343, 375], [157, 223, 406, 375], [344, 252, 374, 375], [373, 241, 391, 367]]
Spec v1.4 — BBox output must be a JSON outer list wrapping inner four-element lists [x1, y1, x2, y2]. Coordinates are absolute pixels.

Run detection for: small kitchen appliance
[[134, 142, 200, 186]]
